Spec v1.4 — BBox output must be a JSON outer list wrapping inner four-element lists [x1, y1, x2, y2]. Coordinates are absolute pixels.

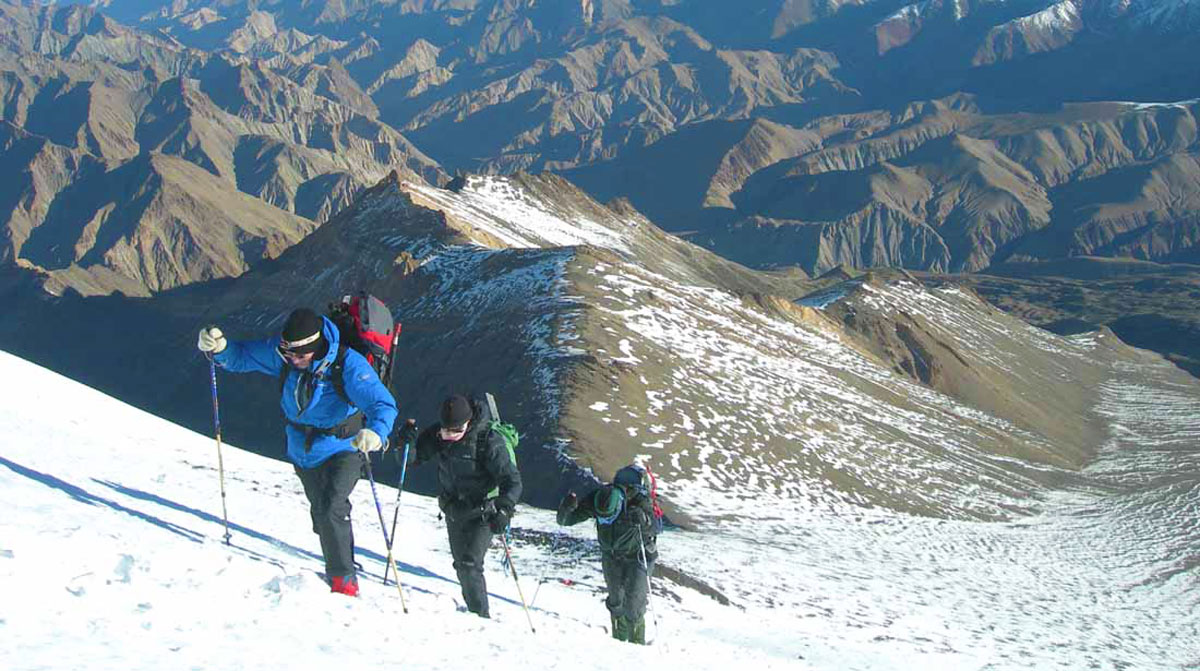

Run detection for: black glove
[[487, 502, 512, 534], [394, 419, 419, 465], [397, 419, 419, 448], [629, 507, 649, 527]]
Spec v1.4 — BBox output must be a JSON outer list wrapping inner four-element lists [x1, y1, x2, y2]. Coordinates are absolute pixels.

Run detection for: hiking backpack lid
[[328, 292, 401, 386], [613, 463, 664, 521]]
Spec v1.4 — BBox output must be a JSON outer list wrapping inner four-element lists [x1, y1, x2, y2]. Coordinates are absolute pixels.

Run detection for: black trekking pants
[[295, 451, 362, 582], [445, 510, 494, 617], [602, 553, 652, 621]]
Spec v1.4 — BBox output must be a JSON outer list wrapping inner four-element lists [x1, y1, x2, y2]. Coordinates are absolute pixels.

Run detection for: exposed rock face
[[27, 153, 316, 297], [91, 0, 861, 175], [391, 18, 857, 172]]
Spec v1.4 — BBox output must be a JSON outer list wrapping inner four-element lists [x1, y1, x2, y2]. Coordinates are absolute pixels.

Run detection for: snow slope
[[0, 350, 782, 670], [3, 342, 1199, 668]]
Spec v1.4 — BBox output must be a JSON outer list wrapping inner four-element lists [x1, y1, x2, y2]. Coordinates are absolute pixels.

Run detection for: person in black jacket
[[557, 464, 661, 644], [404, 394, 522, 618]]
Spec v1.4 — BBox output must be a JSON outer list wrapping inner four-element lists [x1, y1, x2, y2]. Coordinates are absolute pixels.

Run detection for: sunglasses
[[277, 346, 315, 361], [439, 422, 470, 440]]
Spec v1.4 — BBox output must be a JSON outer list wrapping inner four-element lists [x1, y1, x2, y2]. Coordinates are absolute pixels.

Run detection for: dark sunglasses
[[278, 346, 315, 360]]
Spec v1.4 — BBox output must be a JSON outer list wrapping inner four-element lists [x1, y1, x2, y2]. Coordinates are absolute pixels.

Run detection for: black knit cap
[[440, 394, 473, 427], [279, 308, 324, 354]]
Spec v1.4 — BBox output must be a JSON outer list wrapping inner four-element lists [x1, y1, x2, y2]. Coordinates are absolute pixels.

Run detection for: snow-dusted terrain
[[3, 338, 1198, 669], [0, 351, 777, 670], [404, 175, 636, 254]]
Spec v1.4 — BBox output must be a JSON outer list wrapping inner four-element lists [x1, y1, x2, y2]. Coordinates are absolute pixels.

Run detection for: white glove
[[197, 327, 227, 354], [351, 428, 383, 453]]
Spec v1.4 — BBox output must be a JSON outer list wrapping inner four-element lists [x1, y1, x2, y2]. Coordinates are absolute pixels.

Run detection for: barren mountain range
[[3, 169, 1183, 531], [0, 0, 1197, 486], [573, 95, 1200, 274], [0, 1, 443, 296], [0, 7, 1196, 664], [1, 0, 1195, 296]]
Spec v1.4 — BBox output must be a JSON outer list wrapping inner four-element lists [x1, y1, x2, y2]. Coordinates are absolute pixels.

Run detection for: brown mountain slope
[[5, 169, 1172, 527], [396, 16, 858, 171], [0, 3, 446, 296], [690, 97, 1200, 274], [20, 152, 314, 297]]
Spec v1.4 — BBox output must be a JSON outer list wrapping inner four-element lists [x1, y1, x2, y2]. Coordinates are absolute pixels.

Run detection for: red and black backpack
[[328, 292, 401, 389], [280, 292, 402, 403]]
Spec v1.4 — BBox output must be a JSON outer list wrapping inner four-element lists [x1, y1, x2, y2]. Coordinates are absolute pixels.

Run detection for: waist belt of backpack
[[287, 412, 365, 452]]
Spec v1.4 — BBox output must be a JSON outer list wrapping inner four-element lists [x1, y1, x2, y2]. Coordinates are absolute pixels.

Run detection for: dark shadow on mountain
[[406, 90, 548, 171], [563, 119, 759, 231], [20, 155, 160, 270]]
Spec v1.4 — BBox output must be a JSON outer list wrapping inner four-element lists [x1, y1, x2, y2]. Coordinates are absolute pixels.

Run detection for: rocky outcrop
[[972, 1, 1084, 66], [703, 119, 823, 209]]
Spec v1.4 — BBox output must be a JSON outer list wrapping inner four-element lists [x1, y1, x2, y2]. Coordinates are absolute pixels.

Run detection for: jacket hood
[[313, 316, 342, 372]]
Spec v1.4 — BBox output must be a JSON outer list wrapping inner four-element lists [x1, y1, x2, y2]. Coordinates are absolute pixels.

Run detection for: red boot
[[330, 575, 359, 597]]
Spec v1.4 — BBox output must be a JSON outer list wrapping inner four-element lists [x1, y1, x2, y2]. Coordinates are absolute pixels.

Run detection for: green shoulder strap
[[484, 392, 519, 498]]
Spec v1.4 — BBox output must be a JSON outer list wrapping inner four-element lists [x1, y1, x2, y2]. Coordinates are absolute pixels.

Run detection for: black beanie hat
[[280, 308, 324, 354], [440, 394, 473, 427]]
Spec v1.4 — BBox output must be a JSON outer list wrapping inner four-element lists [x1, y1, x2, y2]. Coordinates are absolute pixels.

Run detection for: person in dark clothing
[[557, 464, 661, 644], [403, 394, 522, 618], [197, 308, 398, 597]]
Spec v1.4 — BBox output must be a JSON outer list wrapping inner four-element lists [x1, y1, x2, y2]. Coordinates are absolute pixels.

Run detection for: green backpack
[[484, 393, 519, 498]]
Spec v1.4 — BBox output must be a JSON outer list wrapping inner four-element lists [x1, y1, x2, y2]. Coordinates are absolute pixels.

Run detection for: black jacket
[[414, 396, 522, 516], [558, 484, 659, 561]]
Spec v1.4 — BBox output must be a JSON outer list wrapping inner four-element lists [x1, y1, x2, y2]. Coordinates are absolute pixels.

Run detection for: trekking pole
[[206, 355, 232, 546], [499, 532, 536, 633], [480, 392, 533, 631], [383, 423, 414, 586], [363, 454, 409, 613], [637, 526, 658, 643]]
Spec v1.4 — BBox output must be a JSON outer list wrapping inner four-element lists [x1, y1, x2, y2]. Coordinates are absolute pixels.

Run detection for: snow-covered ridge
[[1126, 97, 1200, 111], [403, 175, 635, 254], [1008, 0, 1081, 32]]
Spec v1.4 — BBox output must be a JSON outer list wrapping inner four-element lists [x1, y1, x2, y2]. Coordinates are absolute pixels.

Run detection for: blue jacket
[[214, 316, 398, 469]]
